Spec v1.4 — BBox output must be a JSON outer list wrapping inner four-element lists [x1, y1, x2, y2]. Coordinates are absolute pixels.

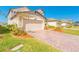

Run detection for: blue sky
[[0, 6, 79, 23]]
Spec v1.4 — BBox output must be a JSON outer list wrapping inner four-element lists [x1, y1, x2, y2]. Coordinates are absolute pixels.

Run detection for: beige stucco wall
[[8, 9, 45, 32], [8, 17, 24, 28], [24, 15, 45, 32], [8, 17, 18, 25], [8, 17, 45, 32]]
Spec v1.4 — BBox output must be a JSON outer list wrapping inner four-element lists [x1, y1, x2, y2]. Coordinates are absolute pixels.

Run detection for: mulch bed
[[46, 27, 63, 32], [0, 35, 3, 39], [12, 34, 33, 39]]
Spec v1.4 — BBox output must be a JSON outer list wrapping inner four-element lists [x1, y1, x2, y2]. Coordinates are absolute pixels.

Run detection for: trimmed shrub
[[54, 27, 63, 32], [7, 24, 27, 35], [0, 25, 9, 34]]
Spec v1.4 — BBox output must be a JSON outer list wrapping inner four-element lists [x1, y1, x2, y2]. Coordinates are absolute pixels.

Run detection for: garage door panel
[[25, 24, 44, 32]]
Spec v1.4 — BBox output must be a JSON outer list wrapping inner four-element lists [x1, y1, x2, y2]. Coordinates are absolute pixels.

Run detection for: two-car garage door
[[25, 23, 44, 32]]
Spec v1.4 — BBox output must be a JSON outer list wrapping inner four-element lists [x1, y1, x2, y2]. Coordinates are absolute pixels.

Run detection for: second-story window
[[29, 15, 36, 20]]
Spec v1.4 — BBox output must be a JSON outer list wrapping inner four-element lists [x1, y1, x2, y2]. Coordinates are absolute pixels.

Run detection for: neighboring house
[[0, 22, 6, 26], [74, 21, 79, 26], [0, 22, 3, 26], [61, 22, 72, 27], [61, 20, 73, 27], [8, 7, 47, 32], [47, 19, 61, 27], [47, 19, 72, 28]]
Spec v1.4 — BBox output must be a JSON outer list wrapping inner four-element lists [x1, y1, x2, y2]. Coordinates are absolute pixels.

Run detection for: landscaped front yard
[[0, 25, 78, 52], [62, 26, 79, 35], [0, 33, 60, 52], [63, 29, 79, 35], [48, 25, 79, 36]]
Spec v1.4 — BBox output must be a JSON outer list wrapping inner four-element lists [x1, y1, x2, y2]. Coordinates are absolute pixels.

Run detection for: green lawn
[[48, 25, 56, 28], [72, 26, 79, 29], [48, 25, 79, 36], [62, 26, 79, 35], [0, 33, 60, 52], [63, 29, 79, 36]]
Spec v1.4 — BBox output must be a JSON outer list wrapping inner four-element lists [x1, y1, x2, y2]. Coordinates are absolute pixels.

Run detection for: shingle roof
[[9, 7, 48, 23], [11, 11, 47, 21], [12, 7, 30, 12]]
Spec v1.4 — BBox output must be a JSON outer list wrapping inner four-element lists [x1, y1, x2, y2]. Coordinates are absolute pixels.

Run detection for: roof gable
[[8, 7, 47, 21], [12, 7, 30, 12]]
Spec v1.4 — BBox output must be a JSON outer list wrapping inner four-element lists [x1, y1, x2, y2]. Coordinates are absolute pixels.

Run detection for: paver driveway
[[28, 30, 79, 52]]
